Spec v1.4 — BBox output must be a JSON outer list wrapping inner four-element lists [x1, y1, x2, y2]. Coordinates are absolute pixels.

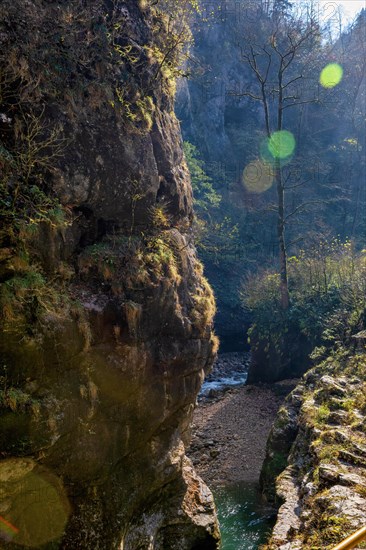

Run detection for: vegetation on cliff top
[[0, 0, 201, 329], [242, 240, 366, 380]]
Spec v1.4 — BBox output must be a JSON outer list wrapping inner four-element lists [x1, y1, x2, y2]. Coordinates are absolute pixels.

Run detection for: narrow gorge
[[1, 1, 366, 549]]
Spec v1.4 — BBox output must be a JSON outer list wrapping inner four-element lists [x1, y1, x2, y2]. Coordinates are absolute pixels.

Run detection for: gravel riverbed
[[188, 353, 298, 486]]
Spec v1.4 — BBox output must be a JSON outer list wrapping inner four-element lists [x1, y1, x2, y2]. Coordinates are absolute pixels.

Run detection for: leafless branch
[[284, 200, 325, 223], [283, 75, 303, 89], [282, 98, 318, 110], [284, 177, 311, 190], [227, 91, 262, 101]]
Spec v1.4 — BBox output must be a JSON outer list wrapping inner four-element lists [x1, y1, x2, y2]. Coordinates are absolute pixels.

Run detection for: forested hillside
[[177, 1, 366, 369]]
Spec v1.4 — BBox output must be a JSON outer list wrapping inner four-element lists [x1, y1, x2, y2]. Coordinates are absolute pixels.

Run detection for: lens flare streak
[[0, 515, 19, 541]]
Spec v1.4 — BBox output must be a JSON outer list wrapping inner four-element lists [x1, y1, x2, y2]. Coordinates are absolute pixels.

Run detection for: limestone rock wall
[[0, 1, 220, 548], [260, 354, 366, 549]]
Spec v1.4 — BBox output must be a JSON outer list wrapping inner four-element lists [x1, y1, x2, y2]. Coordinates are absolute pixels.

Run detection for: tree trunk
[[276, 161, 290, 309], [276, 67, 289, 310]]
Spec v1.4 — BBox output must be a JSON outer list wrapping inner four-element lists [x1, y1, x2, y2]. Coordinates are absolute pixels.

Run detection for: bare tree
[[231, 10, 320, 308]]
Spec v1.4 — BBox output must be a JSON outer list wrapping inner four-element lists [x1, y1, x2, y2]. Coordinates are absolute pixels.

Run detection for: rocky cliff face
[[175, 7, 255, 350], [0, 1, 220, 548], [260, 351, 366, 549]]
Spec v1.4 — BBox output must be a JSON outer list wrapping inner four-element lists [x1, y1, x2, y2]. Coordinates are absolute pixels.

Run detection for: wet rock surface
[[199, 352, 250, 399]]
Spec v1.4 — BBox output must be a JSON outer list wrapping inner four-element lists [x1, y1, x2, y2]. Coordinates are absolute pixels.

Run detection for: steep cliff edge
[[260, 350, 366, 549], [175, 9, 254, 350], [0, 1, 220, 548]]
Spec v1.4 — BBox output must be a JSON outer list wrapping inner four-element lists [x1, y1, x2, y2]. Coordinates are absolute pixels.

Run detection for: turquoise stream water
[[213, 482, 276, 550]]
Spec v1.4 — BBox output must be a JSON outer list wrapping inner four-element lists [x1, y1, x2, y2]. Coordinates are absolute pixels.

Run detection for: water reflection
[[213, 481, 275, 550]]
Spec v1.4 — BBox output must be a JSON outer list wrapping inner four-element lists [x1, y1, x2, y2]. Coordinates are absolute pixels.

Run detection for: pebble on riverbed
[[189, 353, 298, 485]]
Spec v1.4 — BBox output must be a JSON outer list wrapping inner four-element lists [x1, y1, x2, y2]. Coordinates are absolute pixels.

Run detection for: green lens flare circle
[[268, 130, 296, 160], [320, 63, 343, 88]]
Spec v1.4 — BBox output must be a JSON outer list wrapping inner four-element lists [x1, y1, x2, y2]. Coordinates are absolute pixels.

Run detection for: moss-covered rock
[[0, 1, 220, 548], [260, 352, 366, 550]]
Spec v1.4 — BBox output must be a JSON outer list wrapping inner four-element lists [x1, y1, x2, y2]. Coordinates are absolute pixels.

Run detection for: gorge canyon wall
[[0, 1, 220, 548]]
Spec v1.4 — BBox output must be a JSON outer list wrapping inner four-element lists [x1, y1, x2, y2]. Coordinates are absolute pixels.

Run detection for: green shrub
[[243, 240, 366, 379]]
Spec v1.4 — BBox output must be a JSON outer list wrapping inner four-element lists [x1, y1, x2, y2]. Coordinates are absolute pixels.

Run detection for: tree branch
[[284, 178, 311, 190], [227, 90, 262, 101], [283, 75, 303, 89], [284, 200, 324, 222], [282, 98, 318, 110]]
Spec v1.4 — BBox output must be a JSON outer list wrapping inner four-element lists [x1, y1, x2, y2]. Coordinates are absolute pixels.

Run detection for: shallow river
[[197, 353, 277, 549], [213, 480, 275, 549]]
